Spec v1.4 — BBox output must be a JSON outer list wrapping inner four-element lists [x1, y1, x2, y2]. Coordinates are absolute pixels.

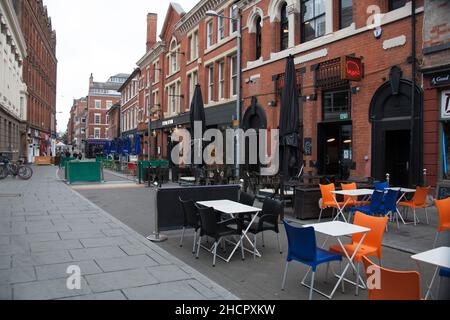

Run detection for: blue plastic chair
[[375, 181, 389, 191], [381, 189, 401, 229], [440, 267, 450, 278], [349, 191, 385, 219], [281, 220, 342, 300]]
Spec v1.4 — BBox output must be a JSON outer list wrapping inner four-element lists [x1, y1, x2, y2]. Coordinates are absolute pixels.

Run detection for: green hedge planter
[[137, 160, 169, 183]]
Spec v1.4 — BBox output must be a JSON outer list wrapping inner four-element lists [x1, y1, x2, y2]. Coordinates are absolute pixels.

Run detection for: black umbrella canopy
[[279, 55, 301, 180], [189, 84, 206, 166]]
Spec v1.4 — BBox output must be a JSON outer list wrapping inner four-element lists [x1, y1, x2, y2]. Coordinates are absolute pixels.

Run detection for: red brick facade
[[13, 0, 57, 157]]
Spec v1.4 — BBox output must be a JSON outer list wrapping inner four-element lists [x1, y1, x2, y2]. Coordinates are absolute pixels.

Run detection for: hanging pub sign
[[341, 56, 363, 81], [441, 90, 450, 120]]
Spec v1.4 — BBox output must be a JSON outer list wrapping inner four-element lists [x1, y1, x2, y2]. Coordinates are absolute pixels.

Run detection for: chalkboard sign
[[304, 138, 312, 156], [436, 182, 450, 200]]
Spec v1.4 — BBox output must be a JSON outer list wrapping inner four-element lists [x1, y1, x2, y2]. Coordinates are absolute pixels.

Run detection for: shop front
[[438, 86, 450, 199]]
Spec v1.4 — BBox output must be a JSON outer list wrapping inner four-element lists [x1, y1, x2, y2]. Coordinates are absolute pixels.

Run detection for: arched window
[[255, 16, 262, 60], [280, 2, 289, 51], [170, 39, 178, 74]]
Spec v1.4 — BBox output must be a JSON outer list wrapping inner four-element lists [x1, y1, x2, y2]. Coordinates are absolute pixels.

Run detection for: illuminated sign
[[341, 56, 363, 81]]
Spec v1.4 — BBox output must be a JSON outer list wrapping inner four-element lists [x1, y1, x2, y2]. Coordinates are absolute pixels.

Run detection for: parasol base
[[146, 233, 168, 243]]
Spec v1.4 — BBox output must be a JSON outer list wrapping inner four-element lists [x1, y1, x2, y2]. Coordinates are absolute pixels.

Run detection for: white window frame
[[218, 12, 225, 41], [94, 113, 101, 125], [208, 65, 214, 103], [230, 5, 238, 34], [94, 128, 101, 139], [95, 100, 101, 109], [230, 55, 238, 97], [218, 61, 225, 100], [206, 21, 213, 48]]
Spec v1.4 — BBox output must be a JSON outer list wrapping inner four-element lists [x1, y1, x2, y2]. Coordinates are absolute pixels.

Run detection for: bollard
[[423, 169, 427, 186], [386, 173, 390, 184], [146, 181, 168, 243]]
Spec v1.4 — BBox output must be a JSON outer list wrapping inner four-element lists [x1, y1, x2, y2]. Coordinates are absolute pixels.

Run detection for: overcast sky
[[44, 0, 198, 133]]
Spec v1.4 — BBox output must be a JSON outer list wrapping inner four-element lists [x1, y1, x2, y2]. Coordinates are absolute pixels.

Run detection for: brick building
[[236, 0, 425, 187], [13, 0, 57, 163], [106, 102, 121, 141], [67, 97, 87, 151], [85, 73, 127, 158], [420, 0, 450, 194], [132, 1, 241, 162], [0, 0, 27, 162]]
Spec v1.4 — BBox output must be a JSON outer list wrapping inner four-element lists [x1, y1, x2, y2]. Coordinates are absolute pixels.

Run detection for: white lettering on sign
[[162, 119, 174, 127], [442, 90, 450, 119]]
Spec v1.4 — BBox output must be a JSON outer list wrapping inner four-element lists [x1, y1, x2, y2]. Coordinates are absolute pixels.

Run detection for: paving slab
[[13, 277, 91, 300], [95, 255, 159, 272], [85, 268, 159, 293], [35, 260, 102, 281], [122, 280, 206, 300]]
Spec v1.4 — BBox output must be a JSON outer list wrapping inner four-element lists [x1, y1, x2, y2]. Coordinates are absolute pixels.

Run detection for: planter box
[[294, 187, 332, 220]]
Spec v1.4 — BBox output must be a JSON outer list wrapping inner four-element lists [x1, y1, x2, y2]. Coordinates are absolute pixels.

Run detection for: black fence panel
[[157, 185, 240, 231]]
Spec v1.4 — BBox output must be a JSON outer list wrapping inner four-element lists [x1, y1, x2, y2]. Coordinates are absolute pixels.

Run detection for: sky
[[44, 0, 198, 133]]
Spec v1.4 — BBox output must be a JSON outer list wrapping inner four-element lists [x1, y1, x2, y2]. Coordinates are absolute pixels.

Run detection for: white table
[[331, 189, 375, 223], [303, 221, 371, 299], [387, 187, 417, 225], [411, 246, 450, 300], [196, 200, 262, 262]]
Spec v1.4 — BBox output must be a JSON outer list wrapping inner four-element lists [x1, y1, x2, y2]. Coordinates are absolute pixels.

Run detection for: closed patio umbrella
[[279, 55, 301, 181], [134, 134, 141, 155], [190, 84, 206, 166], [123, 136, 131, 155], [110, 140, 117, 154], [117, 138, 123, 155], [104, 141, 111, 155]]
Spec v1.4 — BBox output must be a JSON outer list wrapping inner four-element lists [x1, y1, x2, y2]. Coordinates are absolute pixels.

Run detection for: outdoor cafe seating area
[[168, 178, 449, 300]]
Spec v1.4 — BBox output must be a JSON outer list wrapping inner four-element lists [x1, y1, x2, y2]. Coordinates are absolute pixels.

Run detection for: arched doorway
[[369, 67, 423, 187], [243, 97, 267, 173]]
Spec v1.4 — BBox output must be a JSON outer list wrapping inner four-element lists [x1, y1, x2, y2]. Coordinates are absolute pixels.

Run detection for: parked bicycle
[[0, 157, 33, 180]]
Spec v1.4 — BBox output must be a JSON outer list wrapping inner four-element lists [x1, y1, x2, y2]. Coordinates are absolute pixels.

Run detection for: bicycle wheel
[[17, 166, 33, 180]]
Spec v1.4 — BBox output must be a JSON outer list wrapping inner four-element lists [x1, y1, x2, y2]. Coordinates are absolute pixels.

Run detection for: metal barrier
[[60, 157, 76, 168]]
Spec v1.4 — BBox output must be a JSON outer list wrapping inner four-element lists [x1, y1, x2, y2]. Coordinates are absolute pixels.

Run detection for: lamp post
[[206, 9, 241, 179]]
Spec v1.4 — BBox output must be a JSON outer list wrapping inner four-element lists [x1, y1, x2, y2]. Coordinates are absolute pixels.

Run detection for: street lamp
[[206, 9, 241, 179]]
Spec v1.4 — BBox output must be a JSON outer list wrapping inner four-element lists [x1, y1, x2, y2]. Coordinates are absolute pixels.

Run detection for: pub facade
[[239, 0, 426, 187]]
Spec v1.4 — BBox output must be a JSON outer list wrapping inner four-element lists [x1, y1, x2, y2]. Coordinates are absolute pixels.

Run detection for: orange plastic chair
[[362, 256, 421, 300], [341, 183, 370, 208], [329, 212, 388, 295], [398, 186, 431, 225], [434, 197, 450, 248], [319, 183, 345, 222]]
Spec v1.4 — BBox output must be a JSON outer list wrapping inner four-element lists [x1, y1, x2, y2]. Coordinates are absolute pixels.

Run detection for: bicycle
[[0, 157, 33, 180]]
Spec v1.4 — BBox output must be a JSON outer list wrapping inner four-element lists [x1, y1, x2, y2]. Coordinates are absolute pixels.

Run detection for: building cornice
[[137, 42, 166, 67], [175, 0, 229, 35]]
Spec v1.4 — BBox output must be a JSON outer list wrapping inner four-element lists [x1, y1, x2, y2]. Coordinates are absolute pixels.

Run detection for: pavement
[[0, 166, 237, 300], [76, 175, 450, 300]]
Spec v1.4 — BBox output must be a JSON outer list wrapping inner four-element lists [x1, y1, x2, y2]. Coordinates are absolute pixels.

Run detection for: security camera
[[246, 78, 255, 84]]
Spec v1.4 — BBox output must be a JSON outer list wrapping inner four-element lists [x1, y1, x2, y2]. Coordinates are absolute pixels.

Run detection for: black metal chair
[[239, 191, 256, 223], [195, 206, 244, 267], [179, 197, 201, 254], [244, 198, 284, 258]]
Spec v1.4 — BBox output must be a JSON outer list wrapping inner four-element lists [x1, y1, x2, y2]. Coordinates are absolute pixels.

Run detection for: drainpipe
[[409, 0, 417, 187]]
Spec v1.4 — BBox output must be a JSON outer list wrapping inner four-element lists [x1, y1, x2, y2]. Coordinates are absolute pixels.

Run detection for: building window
[[280, 2, 289, 51], [323, 89, 351, 121], [94, 114, 101, 124], [443, 123, 450, 180], [230, 5, 238, 33], [188, 71, 198, 107], [207, 65, 214, 103], [230, 55, 238, 97], [94, 128, 101, 139], [153, 61, 160, 83], [81, 118, 86, 124], [170, 40, 178, 74], [95, 100, 101, 109], [106, 101, 113, 109], [190, 31, 199, 61], [218, 11, 225, 41], [81, 128, 86, 134], [301, 0, 326, 43], [255, 16, 262, 60], [218, 61, 225, 100], [389, 0, 407, 11], [339, 0, 353, 29], [106, 115, 110, 124], [153, 90, 159, 114], [170, 85, 176, 114], [207, 21, 213, 48]]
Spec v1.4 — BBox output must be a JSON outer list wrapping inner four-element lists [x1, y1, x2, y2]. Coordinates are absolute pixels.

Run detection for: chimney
[[146, 13, 158, 52], [89, 73, 94, 87]]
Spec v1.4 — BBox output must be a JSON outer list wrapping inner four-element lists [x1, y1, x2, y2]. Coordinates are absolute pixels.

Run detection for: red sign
[[341, 56, 363, 81]]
